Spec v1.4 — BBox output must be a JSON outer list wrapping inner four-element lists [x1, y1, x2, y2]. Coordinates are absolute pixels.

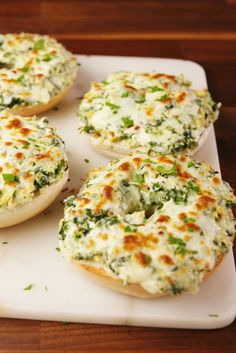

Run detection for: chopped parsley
[[124, 225, 137, 232], [122, 116, 134, 128], [43, 54, 55, 62], [148, 86, 164, 92], [24, 283, 34, 291], [171, 284, 184, 295], [121, 91, 129, 98], [83, 124, 95, 133], [143, 158, 156, 164], [183, 217, 196, 223], [7, 97, 25, 108], [226, 200, 236, 208], [158, 93, 169, 101], [166, 187, 189, 205], [168, 236, 188, 255], [59, 220, 70, 240], [156, 163, 177, 176], [2, 173, 19, 183], [85, 209, 119, 226], [135, 173, 145, 184], [145, 254, 152, 265], [187, 180, 200, 193], [55, 159, 66, 175], [187, 160, 201, 169], [33, 39, 45, 50], [22, 65, 30, 73], [105, 102, 120, 110], [14, 75, 24, 83]]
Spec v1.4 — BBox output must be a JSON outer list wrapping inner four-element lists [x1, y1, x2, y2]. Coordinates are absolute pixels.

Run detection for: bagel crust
[[78, 71, 220, 157], [0, 33, 78, 114], [0, 111, 68, 227], [59, 153, 235, 297]]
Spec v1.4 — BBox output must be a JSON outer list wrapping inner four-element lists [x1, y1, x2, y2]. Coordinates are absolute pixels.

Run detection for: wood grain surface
[[0, 0, 236, 352]]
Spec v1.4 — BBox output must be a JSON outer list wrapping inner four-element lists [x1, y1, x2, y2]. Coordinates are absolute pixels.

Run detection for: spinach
[[34, 169, 53, 189], [148, 86, 164, 92], [7, 97, 25, 108], [85, 209, 119, 226], [83, 124, 95, 133], [55, 159, 68, 175], [226, 200, 236, 208], [59, 220, 69, 240], [171, 284, 184, 295], [64, 195, 76, 207], [166, 187, 189, 205]]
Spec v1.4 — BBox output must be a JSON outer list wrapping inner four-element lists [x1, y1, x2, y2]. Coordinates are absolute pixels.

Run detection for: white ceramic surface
[[0, 55, 235, 329]]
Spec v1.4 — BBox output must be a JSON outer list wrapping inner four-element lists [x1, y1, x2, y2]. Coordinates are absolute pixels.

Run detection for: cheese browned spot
[[159, 255, 174, 265], [59, 153, 235, 296], [196, 195, 215, 210], [103, 185, 113, 200], [119, 162, 131, 171]]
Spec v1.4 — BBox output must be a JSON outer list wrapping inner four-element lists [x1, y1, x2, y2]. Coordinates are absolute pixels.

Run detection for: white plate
[[0, 55, 235, 329]]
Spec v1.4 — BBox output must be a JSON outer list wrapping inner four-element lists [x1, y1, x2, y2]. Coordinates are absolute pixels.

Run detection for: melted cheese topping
[[59, 153, 235, 295], [0, 111, 68, 211], [78, 71, 220, 155], [0, 33, 78, 109]]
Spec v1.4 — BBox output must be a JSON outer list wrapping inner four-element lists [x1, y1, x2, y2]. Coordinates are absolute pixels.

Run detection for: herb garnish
[[33, 39, 45, 50], [148, 86, 164, 93], [156, 163, 177, 176], [168, 236, 188, 255], [124, 225, 138, 232], [2, 173, 19, 183], [187, 180, 200, 193], [24, 283, 34, 291], [135, 173, 145, 184], [122, 116, 134, 128], [105, 102, 120, 110]]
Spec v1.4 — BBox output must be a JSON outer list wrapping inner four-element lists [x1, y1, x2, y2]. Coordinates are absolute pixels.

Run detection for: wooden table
[[0, 1, 235, 351]]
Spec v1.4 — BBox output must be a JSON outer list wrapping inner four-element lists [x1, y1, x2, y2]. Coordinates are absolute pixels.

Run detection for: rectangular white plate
[[0, 55, 236, 329]]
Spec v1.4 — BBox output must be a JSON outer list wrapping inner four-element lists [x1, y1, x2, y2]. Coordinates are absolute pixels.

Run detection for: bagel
[[0, 33, 78, 116], [0, 110, 68, 227], [78, 71, 220, 157], [59, 153, 235, 298]]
